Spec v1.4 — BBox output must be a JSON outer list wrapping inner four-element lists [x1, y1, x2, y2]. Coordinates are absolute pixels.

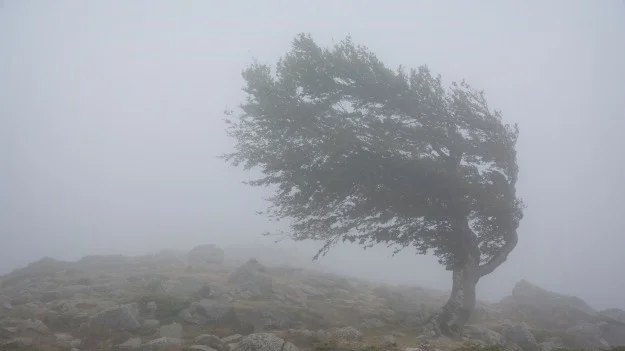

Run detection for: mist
[[1, 0, 624, 312]]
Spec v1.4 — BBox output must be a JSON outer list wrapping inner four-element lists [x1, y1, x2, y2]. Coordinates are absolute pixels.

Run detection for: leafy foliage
[[223, 33, 524, 271]]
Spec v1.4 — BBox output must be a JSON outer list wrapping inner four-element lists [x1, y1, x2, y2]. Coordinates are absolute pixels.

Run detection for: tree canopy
[[223, 33, 524, 277]]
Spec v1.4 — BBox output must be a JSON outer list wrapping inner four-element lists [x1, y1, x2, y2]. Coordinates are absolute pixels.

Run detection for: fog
[[1, 1, 624, 311]]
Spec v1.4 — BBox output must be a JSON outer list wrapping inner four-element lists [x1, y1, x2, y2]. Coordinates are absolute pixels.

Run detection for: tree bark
[[426, 219, 481, 337], [435, 251, 479, 336]]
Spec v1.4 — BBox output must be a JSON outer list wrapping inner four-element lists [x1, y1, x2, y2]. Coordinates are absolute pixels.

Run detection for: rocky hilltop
[[1, 245, 624, 351]]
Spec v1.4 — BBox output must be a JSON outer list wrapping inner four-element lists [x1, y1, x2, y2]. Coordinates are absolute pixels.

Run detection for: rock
[[22, 319, 49, 334], [117, 337, 143, 350], [188, 244, 225, 266], [565, 322, 610, 349], [194, 334, 223, 350], [160, 277, 206, 298], [332, 326, 363, 341], [40, 290, 62, 303], [1, 337, 34, 349], [89, 303, 141, 331], [140, 337, 183, 351], [188, 346, 219, 351], [285, 329, 316, 344], [229, 259, 267, 284], [538, 338, 565, 351], [221, 334, 243, 344], [179, 299, 239, 327], [501, 322, 538, 351], [600, 308, 625, 323], [3, 300, 13, 310], [464, 325, 505, 346], [144, 319, 161, 329], [233, 333, 299, 351], [360, 318, 385, 329], [380, 334, 397, 347], [253, 307, 299, 330], [229, 259, 273, 299], [159, 322, 183, 339], [55, 332, 81, 348], [599, 319, 625, 347], [197, 285, 213, 299], [506, 280, 596, 316]]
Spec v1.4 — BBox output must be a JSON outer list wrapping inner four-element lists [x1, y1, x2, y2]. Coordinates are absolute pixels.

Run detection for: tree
[[222, 34, 525, 335]]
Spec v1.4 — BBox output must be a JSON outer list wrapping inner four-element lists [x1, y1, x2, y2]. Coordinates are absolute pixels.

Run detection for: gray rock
[[89, 303, 141, 331], [139, 338, 182, 351], [380, 334, 397, 347], [229, 259, 267, 284], [538, 339, 565, 351], [599, 320, 625, 347], [188, 346, 219, 351], [197, 285, 212, 299], [221, 334, 243, 344], [159, 322, 183, 339], [55, 333, 81, 348], [140, 337, 183, 351], [600, 308, 625, 323], [117, 337, 142, 350], [233, 333, 299, 351], [1, 337, 34, 349], [565, 322, 610, 349], [179, 299, 239, 326], [360, 318, 385, 329], [332, 326, 363, 341], [143, 319, 161, 329], [194, 334, 223, 350], [161, 277, 205, 298], [501, 322, 538, 351], [504, 280, 596, 316], [229, 259, 273, 299], [22, 319, 48, 334], [3, 300, 13, 310], [254, 307, 299, 330]]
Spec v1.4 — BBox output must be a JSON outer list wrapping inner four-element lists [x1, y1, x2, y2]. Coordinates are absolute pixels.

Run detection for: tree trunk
[[425, 218, 481, 337], [436, 252, 479, 336]]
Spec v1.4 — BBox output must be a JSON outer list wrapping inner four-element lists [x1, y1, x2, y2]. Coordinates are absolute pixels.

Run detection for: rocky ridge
[[1, 246, 623, 351]]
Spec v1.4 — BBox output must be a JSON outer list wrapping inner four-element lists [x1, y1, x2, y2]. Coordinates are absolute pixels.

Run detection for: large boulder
[[229, 259, 273, 299], [188, 244, 225, 266], [497, 280, 598, 330], [500, 322, 538, 351], [233, 333, 299, 351], [505, 280, 596, 315], [88, 303, 141, 332]]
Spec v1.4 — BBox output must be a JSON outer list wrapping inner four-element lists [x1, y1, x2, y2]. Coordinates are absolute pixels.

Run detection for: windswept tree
[[222, 34, 524, 335]]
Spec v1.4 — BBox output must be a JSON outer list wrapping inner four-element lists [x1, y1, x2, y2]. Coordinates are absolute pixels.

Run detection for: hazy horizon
[[1, 1, 624, 311]]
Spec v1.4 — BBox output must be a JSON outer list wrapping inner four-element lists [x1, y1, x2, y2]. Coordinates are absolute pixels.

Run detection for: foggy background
[[1, 1, 624, 310]]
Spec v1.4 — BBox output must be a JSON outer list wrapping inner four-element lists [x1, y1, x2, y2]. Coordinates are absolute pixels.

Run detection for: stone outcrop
[[0, 253, 623, 351]]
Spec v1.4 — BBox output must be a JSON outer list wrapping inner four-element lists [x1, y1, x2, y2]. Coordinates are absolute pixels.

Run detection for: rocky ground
[[1, 245, 624, 351]]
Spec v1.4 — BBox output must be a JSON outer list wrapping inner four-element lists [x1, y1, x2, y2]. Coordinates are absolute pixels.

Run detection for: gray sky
[[1, 1, 624, 310]]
